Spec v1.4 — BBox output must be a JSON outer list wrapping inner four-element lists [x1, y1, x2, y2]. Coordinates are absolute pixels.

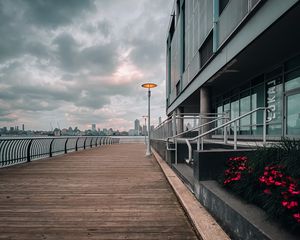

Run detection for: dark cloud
[[0, 0, 173, 130], [83, 20, 112, 37], [0, 1, 26, 62], [53, 33, 118, 74], [123, 1, 171, 70], [97, 20, 112, 37], [23, 0, 95, 28], [0, 117, 17, 122], [81, 43, 118, 74]]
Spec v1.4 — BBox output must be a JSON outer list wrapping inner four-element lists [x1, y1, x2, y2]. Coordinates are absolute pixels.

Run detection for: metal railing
[[0, 136, 119, 168], [152, 112, 226, 140], [175, 107, 273, 164]]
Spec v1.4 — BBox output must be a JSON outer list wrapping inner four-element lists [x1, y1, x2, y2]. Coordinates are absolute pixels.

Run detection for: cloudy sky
[[0, 0, 173, 131]]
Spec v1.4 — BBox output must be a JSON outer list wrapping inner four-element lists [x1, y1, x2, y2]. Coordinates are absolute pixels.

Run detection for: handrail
[[178, 107, 273, 163], [167, 116, 228, 140], [166, 116, 229, 155], [0, 136, 119, 168], [154, 112, 226, 130], [183, 107, 272, 142]]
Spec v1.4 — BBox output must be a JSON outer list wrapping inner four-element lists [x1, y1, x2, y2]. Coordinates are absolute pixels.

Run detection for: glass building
[[166, 0, 300, 140]]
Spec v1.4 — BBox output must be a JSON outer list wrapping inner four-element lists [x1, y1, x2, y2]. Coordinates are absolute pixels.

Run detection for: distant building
[[22, 124, 25, 131], [134, 119, 140, 135], [108, 128, 114, 135], [53, 128, 61, 136], [92, 124, 96, 131], [103, 128, 108, 135], [61, 128, 68, 135], [128, 129, 135, 136]]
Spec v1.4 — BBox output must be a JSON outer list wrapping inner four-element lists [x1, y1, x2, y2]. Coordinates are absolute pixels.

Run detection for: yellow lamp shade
[[141, 83, 157, 89]]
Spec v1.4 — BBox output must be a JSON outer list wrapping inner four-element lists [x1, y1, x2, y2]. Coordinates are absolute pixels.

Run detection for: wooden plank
[[0, 144, 199, 239]]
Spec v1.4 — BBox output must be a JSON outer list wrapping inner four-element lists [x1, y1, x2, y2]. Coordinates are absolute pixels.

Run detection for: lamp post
[[141, 83, 157, 156], [142, 115, 148, 145]]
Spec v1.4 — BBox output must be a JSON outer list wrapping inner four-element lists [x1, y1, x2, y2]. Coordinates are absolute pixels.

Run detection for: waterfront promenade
[[0, 143, 198, 239]]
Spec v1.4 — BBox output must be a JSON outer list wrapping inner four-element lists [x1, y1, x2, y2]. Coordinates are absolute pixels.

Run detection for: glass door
[[285, 90, 300, 136]]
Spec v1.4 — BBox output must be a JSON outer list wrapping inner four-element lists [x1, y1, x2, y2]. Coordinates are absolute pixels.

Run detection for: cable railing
[[0, 136, 119, 168]]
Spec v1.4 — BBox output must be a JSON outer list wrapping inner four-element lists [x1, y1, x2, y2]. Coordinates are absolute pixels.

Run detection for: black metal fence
[[0, 136, 119, 167]]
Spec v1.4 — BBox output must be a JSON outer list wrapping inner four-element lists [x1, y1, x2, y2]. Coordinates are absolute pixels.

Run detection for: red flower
[[223, 156, 249, 185], [263, 189, 272, 195], [293, 213, 300, 223], [281, 200, 298, 209], [275, 181, 283, 186]]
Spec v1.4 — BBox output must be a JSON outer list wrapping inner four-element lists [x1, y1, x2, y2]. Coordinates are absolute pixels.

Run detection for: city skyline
[[0, 0, 173, 131], [0, 117, 155, 136]]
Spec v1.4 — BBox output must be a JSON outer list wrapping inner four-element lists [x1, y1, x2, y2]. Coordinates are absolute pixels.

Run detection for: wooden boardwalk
[[0, 144, 198, 240]]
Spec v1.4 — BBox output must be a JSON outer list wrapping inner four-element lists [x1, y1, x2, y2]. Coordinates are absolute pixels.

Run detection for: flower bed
[[222, 139, 300, 232]]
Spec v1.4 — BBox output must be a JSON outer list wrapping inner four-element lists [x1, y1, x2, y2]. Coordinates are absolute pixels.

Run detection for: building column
[[176, 107, 184, 134], [200, 87, 211, 138]]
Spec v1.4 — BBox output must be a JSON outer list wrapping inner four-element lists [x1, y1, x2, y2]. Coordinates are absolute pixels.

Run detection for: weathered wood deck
[[0, 144, 198, 239]]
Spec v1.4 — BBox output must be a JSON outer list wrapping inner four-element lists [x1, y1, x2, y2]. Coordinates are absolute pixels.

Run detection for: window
[[219, 0, 229, 15], [176, 81, 181, 96], [285, 69, 300, 92], [181, 1, 186, 73], [176, 0, 180, 22], [251, 84, 264, 135], [230, 96, 239, 134], [216, 103, 223, 134], [169, 15, 175, 41], [286, 92, 300, 135], [200, 32, 213, 68], [240, 91, 251, 135]]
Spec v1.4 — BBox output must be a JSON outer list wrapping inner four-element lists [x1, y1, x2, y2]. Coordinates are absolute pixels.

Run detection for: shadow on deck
[[0, 144, 198, 240]]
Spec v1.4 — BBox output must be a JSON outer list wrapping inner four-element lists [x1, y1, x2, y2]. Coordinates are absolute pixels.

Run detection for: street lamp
[[141, 83, 157, 156], [142, 115, 148, 145]]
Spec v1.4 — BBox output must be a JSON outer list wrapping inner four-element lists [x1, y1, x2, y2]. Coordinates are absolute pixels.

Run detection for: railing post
[[95, 137, 98, 147], [49, 139, 54, 157], [84, 137, 87, 149], [90, 138, 93, 148], [197, 115, 201, 151], [75, 137, 79, 151], [172, 111, 176, 136], [175, 139, 178, 165], [27, 139, 33, 162], [64, 138, 68, 154], [263, 108, 267, 145], [224, 113, 228, 144], [201, 123, 204, 151], [234, 121, 237, 150]]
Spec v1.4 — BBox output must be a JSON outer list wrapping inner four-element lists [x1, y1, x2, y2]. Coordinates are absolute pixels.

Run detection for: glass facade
[[214, 54, 300, 138], [286, 93, 300, 135], [266, 77, 283, 135]]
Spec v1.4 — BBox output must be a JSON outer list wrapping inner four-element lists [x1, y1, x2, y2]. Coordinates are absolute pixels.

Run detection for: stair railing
[[179, 107, 273, 164], [166, 115, 229, 164]]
